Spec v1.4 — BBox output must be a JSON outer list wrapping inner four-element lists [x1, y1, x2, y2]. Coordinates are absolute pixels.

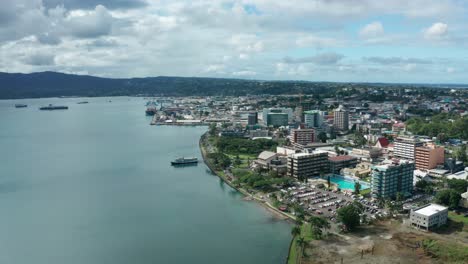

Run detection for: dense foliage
[[231, 169, 292, 191], [206, 152, 231, 170], [406, 113, 468, 140], [216, 137, 278, 155], [435, 189, 462, 209], [337, 202, 363, 231]]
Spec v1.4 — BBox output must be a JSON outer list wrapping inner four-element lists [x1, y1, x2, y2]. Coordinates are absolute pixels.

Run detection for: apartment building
[[415, 143, 445, 170], [393, 137, 423, 160], [371, 160, 415, 199], [287, 151, 329, 179]]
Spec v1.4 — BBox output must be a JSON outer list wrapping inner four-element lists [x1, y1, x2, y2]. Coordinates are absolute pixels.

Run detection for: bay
[[0, 97, 291, 264]]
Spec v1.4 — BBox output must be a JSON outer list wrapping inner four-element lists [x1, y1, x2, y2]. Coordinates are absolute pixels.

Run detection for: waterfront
[[0, 97, 291, 264]]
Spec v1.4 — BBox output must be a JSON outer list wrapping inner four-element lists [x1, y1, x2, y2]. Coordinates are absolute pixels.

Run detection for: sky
[[1, 0, 468, 83]]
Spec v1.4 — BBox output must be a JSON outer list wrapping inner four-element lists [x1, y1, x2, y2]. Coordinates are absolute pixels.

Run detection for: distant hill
[[0, 71, 465, 99], [0, 71, 338, 99]]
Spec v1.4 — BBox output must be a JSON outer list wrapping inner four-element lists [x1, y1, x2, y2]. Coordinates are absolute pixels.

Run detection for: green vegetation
[[447, 178, 468, 194], [354, 181, 361, 195], [359, 188, 371, 196], [422, 239, 468, 263], [206, 152, 231, 170], [309, 216, 330, 239], [288, 223, 314, 264], [435, 189, 461, 209], [415, 180, 435, 194], [406, 113, 468, 140], [216, 137, 278, 155], [448, 211, 468, 225], [231, 168, 292, 191], [337, 202, 363, 231]]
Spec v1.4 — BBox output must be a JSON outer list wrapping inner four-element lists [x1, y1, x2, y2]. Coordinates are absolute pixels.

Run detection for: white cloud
[[359, 21, 384, 38], [232, 70, 257, 76], [296, 35, 341, 48], [446, 67, 455, 73], [423, 22, 449, 39]]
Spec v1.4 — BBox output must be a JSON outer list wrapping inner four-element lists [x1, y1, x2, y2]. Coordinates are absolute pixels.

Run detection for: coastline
[[198, 132, 296, 263], [198, 132, 296, 221]]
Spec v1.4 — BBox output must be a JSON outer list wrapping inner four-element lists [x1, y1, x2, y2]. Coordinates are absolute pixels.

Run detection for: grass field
[[448, 211, 468, 224], [287, 223, 313, 264]]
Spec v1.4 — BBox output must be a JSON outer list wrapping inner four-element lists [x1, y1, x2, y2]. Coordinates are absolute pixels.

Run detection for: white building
[[393, 136, 423, 160], [410, 204, 448, 231], [333, 105, 349, 131]]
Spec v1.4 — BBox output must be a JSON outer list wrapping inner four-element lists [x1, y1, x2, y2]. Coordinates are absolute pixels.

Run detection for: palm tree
[[291, 225, 301, 237], [296, 237, 306, 263]]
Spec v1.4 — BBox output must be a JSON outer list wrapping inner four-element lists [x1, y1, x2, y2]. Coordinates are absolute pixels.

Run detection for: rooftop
[[414, 204, 447, 216], [329, 155, 357, 162]]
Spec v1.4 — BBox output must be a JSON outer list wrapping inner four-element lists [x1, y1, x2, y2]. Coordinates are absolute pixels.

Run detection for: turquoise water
[[329, 175, 370, 190], [0, 97, 291, 264]]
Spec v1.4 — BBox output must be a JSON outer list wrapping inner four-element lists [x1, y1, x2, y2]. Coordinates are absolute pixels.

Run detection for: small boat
[[77, 101, 89, 104], [15, 104, 28, 108], [171, 157, 198, 166], [39, 104, 68, 110]]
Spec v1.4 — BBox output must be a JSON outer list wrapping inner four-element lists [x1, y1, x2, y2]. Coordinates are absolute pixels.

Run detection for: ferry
[[39, 104, 68, 110], [171, 157, 198, 166], [15, 104, 28, 108], [146, 107, 157, 116]]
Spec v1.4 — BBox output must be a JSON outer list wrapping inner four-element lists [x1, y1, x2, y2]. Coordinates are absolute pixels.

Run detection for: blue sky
[[1, 0, 468, 83]]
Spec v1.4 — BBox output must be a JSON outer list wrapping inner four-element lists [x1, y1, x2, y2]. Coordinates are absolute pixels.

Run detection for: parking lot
[[280, 182, 387, 223]]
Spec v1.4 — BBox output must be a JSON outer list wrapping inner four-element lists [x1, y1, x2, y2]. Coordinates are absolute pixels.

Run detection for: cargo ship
[[171, 157, 198, 165], [15, 104, 28, 108], [39, 104, 68, 110]]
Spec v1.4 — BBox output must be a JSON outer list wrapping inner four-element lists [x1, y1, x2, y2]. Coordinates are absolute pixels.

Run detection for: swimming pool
[[329, 175, 370, 191]]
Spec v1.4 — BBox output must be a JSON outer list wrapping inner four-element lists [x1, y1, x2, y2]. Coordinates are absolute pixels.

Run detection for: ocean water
[[0, 97, 291, 264]]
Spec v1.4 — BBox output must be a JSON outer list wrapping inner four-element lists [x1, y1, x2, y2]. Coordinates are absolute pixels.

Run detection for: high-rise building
[[333, 105, 349, 131], [262, 108, 293, 123], [371, 160, 415, 199], [287, 151, 329, 179], [266, 113, 288, 127], [415, 143, 445, 170], [393, 136, 423, 160], [290, 127, 315, 146], [247, 112, 258, 126], [304, 110, 323, 128]]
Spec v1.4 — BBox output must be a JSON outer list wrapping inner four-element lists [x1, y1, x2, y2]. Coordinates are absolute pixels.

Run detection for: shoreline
[[198, 132, 296, 263], [198, 132, 296, 222]]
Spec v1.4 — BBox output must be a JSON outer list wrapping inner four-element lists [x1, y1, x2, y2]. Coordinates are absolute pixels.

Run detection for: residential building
[[333, 105, 349, 131], [374, 137, 390, 149], [371, 160, 415, 199], [415, 143, 445, 170], [290, 127, 315, 146], [304, 110, 323, 128], [247, 112, 258, 126], [410, 204, 448, 230], [393, 136, 423, 160], [392, 122, 406, 133], [287, 151, 329, 179], [329, 155, 359, 174], [266, 112, 289, 127]]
